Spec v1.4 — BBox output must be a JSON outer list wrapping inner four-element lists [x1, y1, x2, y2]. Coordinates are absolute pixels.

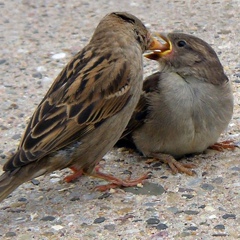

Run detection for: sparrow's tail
[[0, 170, 27, 202], [0, 164, 48, 202]]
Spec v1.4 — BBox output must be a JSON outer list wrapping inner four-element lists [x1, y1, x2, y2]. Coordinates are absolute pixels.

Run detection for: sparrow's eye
[[177, 40, 187, 47]]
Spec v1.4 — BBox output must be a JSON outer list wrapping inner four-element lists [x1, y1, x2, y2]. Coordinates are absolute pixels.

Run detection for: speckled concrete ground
[[0, 0, 239, 239]]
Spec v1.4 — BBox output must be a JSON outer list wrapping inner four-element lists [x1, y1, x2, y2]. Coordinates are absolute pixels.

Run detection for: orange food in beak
[[145, 33, 172, 60], [148, 37, 165, 51]]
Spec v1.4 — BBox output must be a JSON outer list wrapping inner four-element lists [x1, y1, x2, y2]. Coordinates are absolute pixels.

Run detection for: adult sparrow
[[117, 32, 234, 175], [0, 12, 163, 202]]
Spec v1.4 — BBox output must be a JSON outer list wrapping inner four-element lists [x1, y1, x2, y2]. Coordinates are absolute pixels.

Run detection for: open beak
[[145, 33, 172, 60]]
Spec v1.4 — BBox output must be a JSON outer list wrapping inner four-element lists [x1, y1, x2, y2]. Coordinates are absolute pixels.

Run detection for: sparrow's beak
[[145, 33, 172, 60]]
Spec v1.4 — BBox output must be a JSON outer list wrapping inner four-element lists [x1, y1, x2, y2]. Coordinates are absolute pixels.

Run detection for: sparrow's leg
[[64, 167, 83, 182], [209, 140, 237, 151], [148, 153, 195, 176], [64, 165, 149, 191], [91, 165, 149, 191]]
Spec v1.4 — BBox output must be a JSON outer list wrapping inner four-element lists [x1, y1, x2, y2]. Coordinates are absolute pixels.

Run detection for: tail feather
[[0, 153, 71, 202], [0, 165, 48, 202], [0, 170, 28, 202]]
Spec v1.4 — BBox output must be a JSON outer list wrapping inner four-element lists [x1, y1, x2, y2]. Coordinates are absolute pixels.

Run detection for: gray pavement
[[0, 0, 239, 239]]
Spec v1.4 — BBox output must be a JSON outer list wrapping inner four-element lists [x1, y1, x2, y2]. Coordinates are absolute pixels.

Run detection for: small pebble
[[160, 176, 168, 179], [177, 232, 191, 237], [104, 224, 116, 231], [200, 183, 214, 191], [218, 207, 225, 211], [182, 194, 194, 199], [205, 205, 215, 212], [145, 207, 155, 212], [93, 217, 106, 224], [18, 197, 28, 202], [37, 66, 47, 72], [217, 29, 231, 34], [167, 206, 179, 214], [124, 229, 140, 234], [144, 202, 157, 207], [211, 177, 223, 184], [222, 213, 236, 219], [50, 173, 61, 178], [52, 225, 64, 231], [178, 188, 194, 192], [42, 77, 52, 84], [43, 232, 54, 237], [41, 216, 56, 221], [31, 179, 40, 185], [70, 196, 80, 201], [187, 178, 202, 186], [155, 223, 168, 230], [146, 218, 160, 225], [186, 226, 198, 231], [32, 72, 42, 79], [125, 182, 165, 195], [122, 170, 132, 175], [212, 233, 228, 237], [230, 166, 240, 171], [15, 217, 27, 222], [0, 59, 6, 65], [50, 178, 61, 183], [5, 232, 17, 237], [151, 162, 162, 168], [132, 219, 143, 222], [214, 224, 225, 230], [202, 171, 208, 177], [12, 134, 21, 140], [18, 233, 33, 240], [51, 52, 66, 59], [209, 215, 217, 219], [98, 192, 111, 199], [184, 210, 199, 215], [200, 222, 210, 226]]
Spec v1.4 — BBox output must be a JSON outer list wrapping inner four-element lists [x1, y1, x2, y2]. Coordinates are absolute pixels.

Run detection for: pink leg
[[64, 167, 83, 183], [148, 153, 196, 176], [91, 165, 149, 191], [209, 140, 237, 151]]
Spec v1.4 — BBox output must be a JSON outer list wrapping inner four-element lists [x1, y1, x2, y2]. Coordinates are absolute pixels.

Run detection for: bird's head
[[91, 12, 163, 53], [145, 32, 228, 84]]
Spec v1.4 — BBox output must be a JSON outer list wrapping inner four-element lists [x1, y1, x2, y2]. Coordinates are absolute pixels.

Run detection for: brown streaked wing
[[4, 46, 132, 171]]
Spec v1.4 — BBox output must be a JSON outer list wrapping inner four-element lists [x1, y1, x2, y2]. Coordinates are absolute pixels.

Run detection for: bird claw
[[92, 166, 149, 191], [149, 153, 196, 176], [64, 167, 83, 183], [209, 140, 237, 151], [166, 159, 196, 176]]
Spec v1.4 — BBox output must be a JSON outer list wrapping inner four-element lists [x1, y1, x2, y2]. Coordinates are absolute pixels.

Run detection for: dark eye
[[177, 40, 187, 47]]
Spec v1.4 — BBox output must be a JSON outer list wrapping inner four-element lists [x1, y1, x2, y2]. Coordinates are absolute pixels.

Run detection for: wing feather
[[4, 45, 133, 171]]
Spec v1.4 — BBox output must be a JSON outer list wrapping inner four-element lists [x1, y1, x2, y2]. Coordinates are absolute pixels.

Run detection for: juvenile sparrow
[[118, 33, 234, 175], [0, 12, 163, 202]]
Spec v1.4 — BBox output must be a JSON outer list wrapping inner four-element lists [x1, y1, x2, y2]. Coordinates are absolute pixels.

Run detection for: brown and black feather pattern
[[0, 12, 156, 202], [4, 46, 132, 171]]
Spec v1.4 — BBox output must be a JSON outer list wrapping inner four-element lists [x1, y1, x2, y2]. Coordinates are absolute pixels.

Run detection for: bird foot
[[64, 167, 83, 183], [149, 153, 196, 176], [209, 140, 237, 152], [92, 166, 149, 191]]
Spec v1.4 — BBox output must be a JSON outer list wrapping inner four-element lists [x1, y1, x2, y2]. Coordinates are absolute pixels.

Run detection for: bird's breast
[[133, 73, 233, 157]]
